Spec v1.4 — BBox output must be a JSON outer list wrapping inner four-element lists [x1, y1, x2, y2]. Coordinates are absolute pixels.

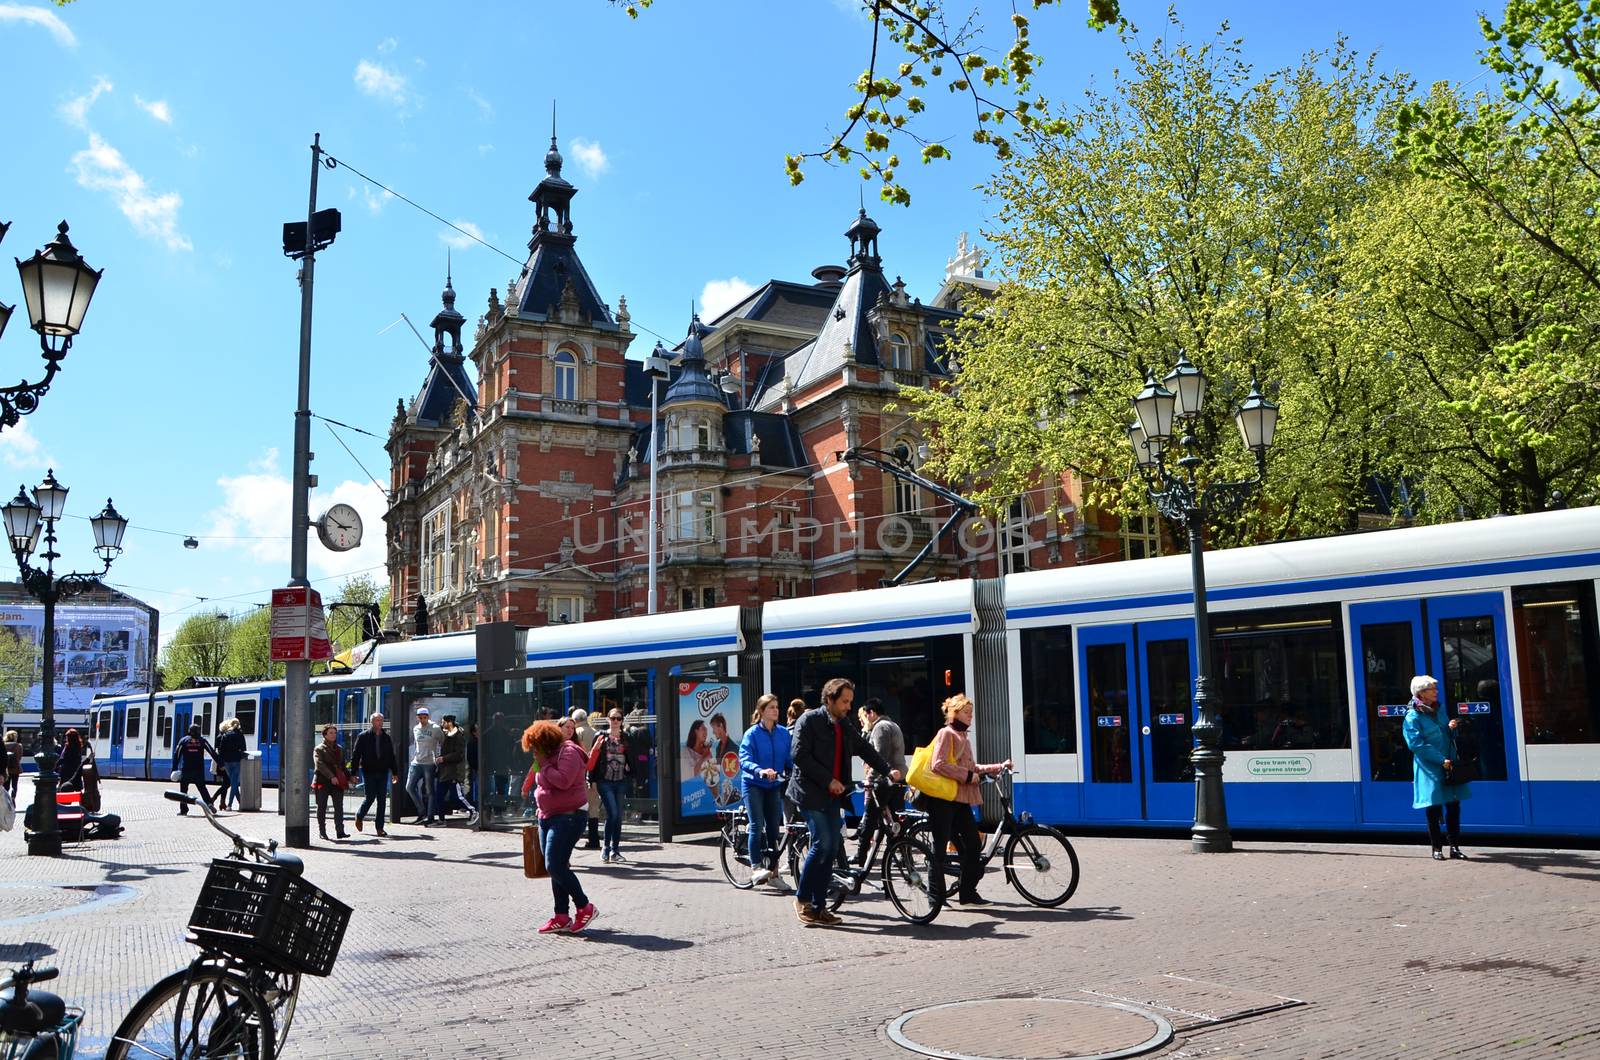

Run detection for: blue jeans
[[539, 811, 589, 916], [405, 763, 435, 820], [799, 806, 843, 909], [597, 779, 627, 856], [745, 784, 783, 871], [357, 771, 390, 829], [221, 761, 242, 808]]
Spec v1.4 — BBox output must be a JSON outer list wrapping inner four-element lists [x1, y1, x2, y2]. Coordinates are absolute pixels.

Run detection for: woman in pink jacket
[[917, 693, 1011, 906], [521, 720, 600, 934]]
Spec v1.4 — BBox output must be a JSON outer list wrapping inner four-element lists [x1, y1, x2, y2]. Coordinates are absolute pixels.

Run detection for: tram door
[[1079, 620, 1199, 823], [1353, 593, 1525, 827]]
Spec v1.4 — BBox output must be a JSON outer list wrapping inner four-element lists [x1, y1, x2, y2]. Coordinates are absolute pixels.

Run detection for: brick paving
[[3, 781, 1599, 1059]]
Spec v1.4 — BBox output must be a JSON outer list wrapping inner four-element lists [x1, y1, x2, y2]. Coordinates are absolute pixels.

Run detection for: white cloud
[[60, 77, 112, 130], [0, 3, 76, 47], [206, 449, 388, 583], [465, 86, 492, 118], [70, 132, 192, 251], [569, 137, 609, 178], [700, 277, 757, 320], [0, 419, 55, 472], [354, 60, 408, 106], [133, 95, 172, 124], [440, 220, 484, 251], [478, 143, 494, 156], [355, 185, 394, 214], [376, 36, 397, 53]]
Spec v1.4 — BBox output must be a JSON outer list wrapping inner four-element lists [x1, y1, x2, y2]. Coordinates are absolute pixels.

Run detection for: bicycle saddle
[[271, 850, 305, 877], [0, 989, 65, 1035]]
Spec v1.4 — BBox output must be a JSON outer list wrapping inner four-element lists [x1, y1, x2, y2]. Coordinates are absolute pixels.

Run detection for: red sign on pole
[[270, 587, 333, 662]]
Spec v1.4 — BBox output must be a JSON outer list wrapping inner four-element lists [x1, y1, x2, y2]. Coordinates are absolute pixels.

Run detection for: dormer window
[[554, 350, 577, 400], [890, 333, 913, 371]]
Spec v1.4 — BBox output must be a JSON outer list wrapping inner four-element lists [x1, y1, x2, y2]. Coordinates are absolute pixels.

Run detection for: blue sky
[[0, 0, 1489, 645]]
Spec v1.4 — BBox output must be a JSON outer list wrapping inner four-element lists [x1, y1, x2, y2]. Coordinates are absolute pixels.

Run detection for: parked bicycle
[[1, 962, 81, 1060], [786, 776, 945, 924], [904, 769, 1080, 912], [103, 790, 352, 1060]]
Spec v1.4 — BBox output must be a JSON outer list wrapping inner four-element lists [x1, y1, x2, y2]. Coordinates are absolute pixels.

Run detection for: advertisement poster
[[677, 679, 743, 818], [0, 603, 151, 714]]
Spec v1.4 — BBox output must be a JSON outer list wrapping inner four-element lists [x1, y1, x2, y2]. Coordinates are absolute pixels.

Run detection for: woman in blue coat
[[1402, 675, 1471, 860], [738, 693, 793, 889]]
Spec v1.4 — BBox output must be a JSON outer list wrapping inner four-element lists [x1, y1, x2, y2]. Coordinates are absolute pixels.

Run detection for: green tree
[[0, 627, 40, 713], [223, 607, 280, 683], [157, 611, 234, 690], [1344, 96, 1600, 517], [323, 574, 391, 669], [907, 21, 1404, 543]]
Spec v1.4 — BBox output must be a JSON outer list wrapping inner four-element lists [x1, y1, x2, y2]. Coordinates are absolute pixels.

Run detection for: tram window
[[125, 708, 141, 739], [311, 692, 337, 731], [1512, 582, 1600, 744], [1085, 643, 1132, 783], [94, 710, 111, 739], [1360, 621, 1416, 782], [234, 700, 257, 736], [1210, 604, 1351, 750], [1438, 615, 1509, 781], [1020, 627, 1076, 754], [769, 635, 965, 752]]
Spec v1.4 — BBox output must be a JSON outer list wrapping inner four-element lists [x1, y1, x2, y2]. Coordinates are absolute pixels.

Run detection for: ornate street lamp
[[0, 221, 103, 430], [1128, 360, 1279, 853], [3, 471, 128, 856]]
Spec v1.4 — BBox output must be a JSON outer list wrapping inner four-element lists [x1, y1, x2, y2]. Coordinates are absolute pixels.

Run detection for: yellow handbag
[[905, 741, 958, 801]]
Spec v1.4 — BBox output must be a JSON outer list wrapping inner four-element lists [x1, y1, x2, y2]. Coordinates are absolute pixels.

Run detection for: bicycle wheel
[[106, 964, 275, 1060], [719, 816, 755, 889], [785, 827, 807, 883], [1004, 824, 1080, 907], [882, 836, 943, 925], [900, 820, 950, 900]]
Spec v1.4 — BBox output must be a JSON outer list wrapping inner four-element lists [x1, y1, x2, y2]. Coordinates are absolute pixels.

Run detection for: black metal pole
[[1186, 517, 1232, 853], [27, 588, 60, 856]]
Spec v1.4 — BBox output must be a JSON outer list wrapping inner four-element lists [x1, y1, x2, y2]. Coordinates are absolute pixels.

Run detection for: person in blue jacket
[[1402, 674, 1471, 860], [739, 692, 793, 890]]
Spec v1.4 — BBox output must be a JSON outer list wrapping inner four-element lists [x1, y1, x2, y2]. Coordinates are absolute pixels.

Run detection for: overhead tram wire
[[322, 149, 678, 347]]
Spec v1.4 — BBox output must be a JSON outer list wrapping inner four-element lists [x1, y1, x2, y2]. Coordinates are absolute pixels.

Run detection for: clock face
[[318, 503, 363, 552]]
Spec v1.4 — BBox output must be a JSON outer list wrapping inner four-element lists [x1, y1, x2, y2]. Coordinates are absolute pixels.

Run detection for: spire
[[544, 99, 563, 177], [441, 249, 456, 310], [662, 312, 724, 407]]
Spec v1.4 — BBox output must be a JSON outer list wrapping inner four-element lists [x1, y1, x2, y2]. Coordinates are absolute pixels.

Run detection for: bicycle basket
[[187, 858, 352, 977], [0, 1008, 81, 1060]]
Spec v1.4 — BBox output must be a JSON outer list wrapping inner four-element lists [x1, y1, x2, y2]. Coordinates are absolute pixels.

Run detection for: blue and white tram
[[998, 506, 1600, 836], [87, 506, 1600, 838]]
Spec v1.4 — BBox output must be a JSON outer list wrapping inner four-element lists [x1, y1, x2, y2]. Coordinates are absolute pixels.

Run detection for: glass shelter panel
[[1512, 582, 1600, 744]]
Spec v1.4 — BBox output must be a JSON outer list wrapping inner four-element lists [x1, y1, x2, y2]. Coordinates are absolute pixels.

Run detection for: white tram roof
[[762, 578, 976, 648], [372, 631, 478, 679], [1004, 506, 1600, 626], [520, 606, 743, 671]]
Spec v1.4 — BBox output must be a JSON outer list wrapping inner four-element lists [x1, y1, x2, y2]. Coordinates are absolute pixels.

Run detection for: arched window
[[554, 351, 577, 400], [891, 440, 919, 515], [890, 333, 913, 371], [1000, 498, 1032, 574]]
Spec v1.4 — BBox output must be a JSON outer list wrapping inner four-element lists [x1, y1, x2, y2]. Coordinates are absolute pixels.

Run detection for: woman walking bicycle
[[739, 693, 793, 890], [913, 693, 1010, 907]]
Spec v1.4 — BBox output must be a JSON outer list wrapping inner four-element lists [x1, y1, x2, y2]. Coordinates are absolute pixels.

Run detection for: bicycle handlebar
[[0, 964, 58, 993], [165, 790, 277, 860]]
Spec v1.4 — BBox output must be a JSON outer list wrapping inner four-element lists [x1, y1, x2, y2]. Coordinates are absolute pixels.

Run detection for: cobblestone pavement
[[4, 782, 1598, 1059]]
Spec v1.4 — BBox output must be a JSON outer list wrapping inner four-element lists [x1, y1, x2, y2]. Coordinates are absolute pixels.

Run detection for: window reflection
[[1021, 626, 1075, 754], [1512, 582, 1600, 744], [1211, 605, 1351, 751]]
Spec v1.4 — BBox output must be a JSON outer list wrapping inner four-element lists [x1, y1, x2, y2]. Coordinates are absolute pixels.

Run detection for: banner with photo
[[0, 604, 152, 715], [677, 678, 743, 818]]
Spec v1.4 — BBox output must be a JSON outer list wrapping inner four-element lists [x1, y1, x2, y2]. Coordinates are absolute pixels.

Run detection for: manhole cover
[[887, 998, 1174, 1060], [0, 883, 137, 927]]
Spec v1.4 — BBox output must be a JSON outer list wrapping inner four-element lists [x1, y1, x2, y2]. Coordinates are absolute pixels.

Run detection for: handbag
[[522, 823, 548, 879], [906, 741, 958, 802], [1446, 756, 1481, 785], [331, 763, 351, 792]]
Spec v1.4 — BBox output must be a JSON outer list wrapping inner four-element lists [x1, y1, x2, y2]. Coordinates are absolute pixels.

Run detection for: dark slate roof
[[662, 315, 725, 407], [623, 360, 654, 409], [704, 279, 838, 331], [515, 235, 616, 329], [412, 353, 477, 427], [726, 410, 808, 469], [750, 262, 892, 409]]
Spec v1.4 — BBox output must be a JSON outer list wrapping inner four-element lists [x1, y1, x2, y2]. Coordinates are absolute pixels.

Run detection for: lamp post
[[0, 221, 104, 431], [1128, 353, 1278, 853], [2, 471, 127, 856], [644, 343, 671, 614]]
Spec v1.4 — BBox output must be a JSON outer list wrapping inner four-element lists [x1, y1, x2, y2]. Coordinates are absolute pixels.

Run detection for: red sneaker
[[569, 903, 599, 934], [537, 915, 571, 935]]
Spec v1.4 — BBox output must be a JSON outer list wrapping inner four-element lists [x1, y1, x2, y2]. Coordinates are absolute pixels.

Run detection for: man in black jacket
[[349, 712, 400, 836], [787, 677, 901, 926]]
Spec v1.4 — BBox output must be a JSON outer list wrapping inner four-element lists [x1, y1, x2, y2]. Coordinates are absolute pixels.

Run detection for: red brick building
[[385, 140, 1119, 633]]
